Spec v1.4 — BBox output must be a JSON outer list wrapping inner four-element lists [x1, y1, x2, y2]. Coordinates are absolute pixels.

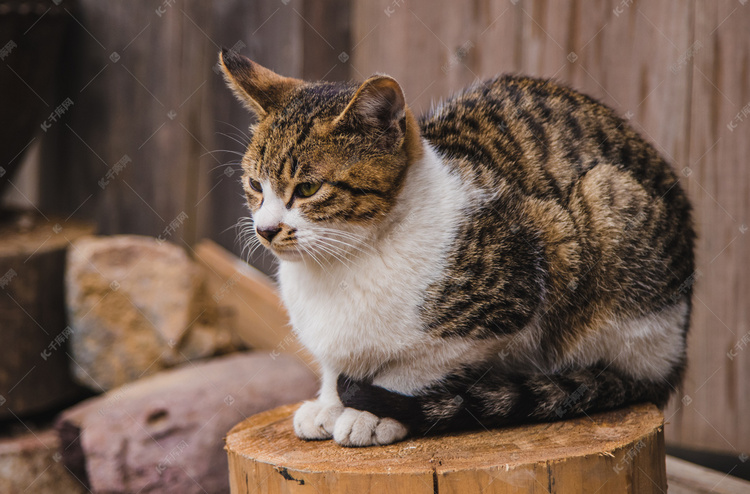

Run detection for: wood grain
[[302, 0, 351, 81], [666, 455, 750, 494], [669, 0, 750, 454], [226, 403, 666, 493]]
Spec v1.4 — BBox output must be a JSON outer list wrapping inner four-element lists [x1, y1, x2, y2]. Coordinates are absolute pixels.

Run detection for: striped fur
[[220, 50, 695, 446]]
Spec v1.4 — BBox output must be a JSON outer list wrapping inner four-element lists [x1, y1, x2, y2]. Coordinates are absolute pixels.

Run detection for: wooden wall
[[36, 0, 749, 456]]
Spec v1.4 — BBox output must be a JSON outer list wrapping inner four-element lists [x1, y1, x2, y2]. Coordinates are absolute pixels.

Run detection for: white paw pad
[[293, 401, 344, 440], [333, 408, 408, 446]]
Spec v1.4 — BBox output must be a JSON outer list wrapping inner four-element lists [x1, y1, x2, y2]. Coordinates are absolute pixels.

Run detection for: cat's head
[[219, 50, 422, 262]]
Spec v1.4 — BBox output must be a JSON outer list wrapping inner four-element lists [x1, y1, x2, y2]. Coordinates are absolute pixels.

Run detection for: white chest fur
[[278, 144, 480, 387]]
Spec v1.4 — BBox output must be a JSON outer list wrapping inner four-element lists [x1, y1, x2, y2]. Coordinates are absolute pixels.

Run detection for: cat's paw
[[333, 408, 408, 447], [293, 400, 344, 440]]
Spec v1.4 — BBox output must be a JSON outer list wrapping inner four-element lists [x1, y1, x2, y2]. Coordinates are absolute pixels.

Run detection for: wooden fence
[[33, 0, 750, 456]]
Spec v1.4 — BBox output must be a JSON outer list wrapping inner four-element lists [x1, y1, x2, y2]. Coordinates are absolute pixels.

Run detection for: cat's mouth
[[267, 243, 304, 262]]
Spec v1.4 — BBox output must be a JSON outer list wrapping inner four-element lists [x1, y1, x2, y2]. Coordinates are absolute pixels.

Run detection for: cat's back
[[419, 74, 685, 210], [418, 74, 695, 341]]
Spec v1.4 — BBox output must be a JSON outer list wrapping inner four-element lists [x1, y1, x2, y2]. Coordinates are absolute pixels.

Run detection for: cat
[[219, 49, 695, 447]]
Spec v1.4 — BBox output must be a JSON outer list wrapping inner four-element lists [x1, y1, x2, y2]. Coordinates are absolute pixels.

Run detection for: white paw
[[293, 400, 344, 440], [333, 408, 408, 447]]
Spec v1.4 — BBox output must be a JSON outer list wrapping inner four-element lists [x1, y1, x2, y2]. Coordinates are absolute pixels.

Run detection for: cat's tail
[[337, 363, 682, 435]]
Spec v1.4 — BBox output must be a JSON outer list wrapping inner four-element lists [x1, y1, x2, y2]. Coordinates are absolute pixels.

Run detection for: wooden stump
[[226, 403, 666, 493], [0, 212, 94, 418]]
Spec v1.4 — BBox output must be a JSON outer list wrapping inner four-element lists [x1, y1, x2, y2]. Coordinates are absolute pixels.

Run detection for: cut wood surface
[[194, 239, 315, 369], [226, 402, 667, 493]]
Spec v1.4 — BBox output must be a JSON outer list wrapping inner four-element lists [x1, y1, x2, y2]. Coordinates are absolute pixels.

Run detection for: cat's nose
[[257, 225, 281, 242]]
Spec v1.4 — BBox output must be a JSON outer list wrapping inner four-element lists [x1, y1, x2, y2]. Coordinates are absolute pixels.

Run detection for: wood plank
[[38, 1, 306, 276], [194, 0, 304, 275], [669, 0, 750, 455], [302, 0, 351, 81], [666, 456, 750, 494], [0, 2, 69, 198], [350, 0, 521, 116], [193, 239, 316, 371], [518, 0, 693, 167], [39, 0, 206, 241]]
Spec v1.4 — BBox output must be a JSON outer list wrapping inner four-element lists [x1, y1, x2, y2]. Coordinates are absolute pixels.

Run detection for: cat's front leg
[[293, 367, 344, 440]]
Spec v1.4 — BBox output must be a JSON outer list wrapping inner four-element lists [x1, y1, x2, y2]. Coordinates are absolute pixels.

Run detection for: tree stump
[[0, 212, 94, 419], [226, 403, 666, 493]]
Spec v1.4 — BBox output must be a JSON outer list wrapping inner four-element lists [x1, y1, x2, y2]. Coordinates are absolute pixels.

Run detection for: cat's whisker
[[314, 245, 349, 268], [248, 242, 265, 262], [316, 233, 370, 249], [234, 225, 249, 248], [296, 231, 368, 264], [202, 149, 246, 158], [313, 228, 373, 246], [312, 225, 368, 239], [234, 217, 263, 263], [317, 239, 370, 269], [316, 235, 372, 259], [312, 228, 376, 253], [297, 237, 335, 265], [314, 240, 354, 267], [239, 229, 256, 249], [215, 131, 250, 149], [210, 163, 242, 173], [216, 120, 252, 141], [242, 237, 263, 264], [233, 217, 255, 237], [294, 244, 309, 270], [218, 131, 249, 144], [302, 236, 350, 270], [298, 241, 329, 272]]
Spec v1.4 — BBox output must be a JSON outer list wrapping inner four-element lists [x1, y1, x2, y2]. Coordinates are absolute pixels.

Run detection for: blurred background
[[1, 0, 749, 492]]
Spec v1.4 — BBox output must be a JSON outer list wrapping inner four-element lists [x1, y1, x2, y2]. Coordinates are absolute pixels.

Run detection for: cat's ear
[[219, 49, 301, 118], [333, 75, 407, 150]]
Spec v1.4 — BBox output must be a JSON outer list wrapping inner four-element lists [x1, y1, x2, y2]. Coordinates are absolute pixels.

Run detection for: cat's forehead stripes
[[240, 79, 415, 224], [253, 82, 357, 187]]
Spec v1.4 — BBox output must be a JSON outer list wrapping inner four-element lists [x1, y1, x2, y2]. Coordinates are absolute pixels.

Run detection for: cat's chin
[[271, 247, 305, 262]]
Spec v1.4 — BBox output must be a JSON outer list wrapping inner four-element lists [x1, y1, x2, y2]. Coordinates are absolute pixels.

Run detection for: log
[[65, 235, 244, 392], [226, 403, 667, 493], [56, 352, 318, 494], [194, 239, 315, 369], [0, 427, 87, 494], [0, 211, 94, 419]]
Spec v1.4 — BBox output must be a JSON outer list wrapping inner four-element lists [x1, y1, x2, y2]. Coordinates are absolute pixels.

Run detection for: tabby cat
[[219, 49, 695, 447]]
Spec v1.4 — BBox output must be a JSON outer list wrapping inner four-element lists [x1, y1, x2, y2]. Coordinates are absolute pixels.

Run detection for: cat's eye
[[248, 179, 262, 192], [295, 182, 321, 198]]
